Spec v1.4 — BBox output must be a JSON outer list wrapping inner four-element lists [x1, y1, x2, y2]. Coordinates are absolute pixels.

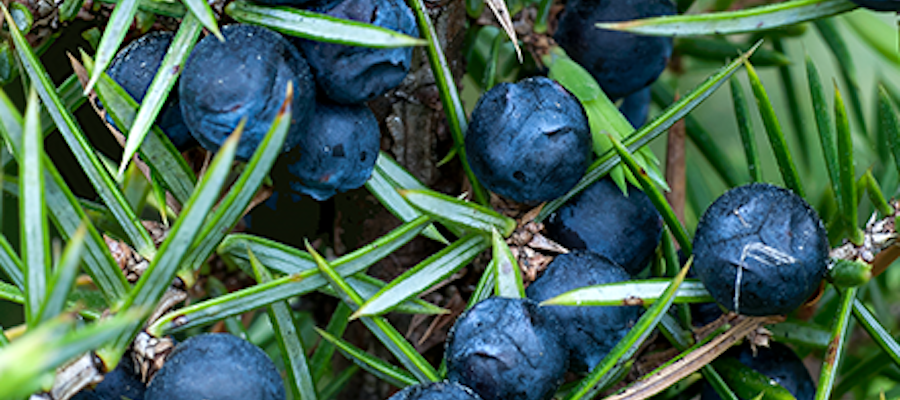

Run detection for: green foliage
[[1, 0, 900, 399]]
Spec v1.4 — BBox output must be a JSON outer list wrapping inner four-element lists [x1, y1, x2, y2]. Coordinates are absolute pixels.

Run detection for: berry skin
[[464, 76, 592, 203], [849, 0, 900, 11], [544, 177, 662, 275], [106, 31, 196, 151], [702, 342, 815, 400], [387, 382, 483, 400], [72, 354, 145, 400], [619, 87, 651, 129], [554, 0, 675, 99], [179, 24, 316, 161], [279, 100, 380, 200], [692, 183, 828, 316], [526, 251, 642, 373], [145, 333, 285, 400], [446, 297, 567, 400], [293, 0, 419, 104]]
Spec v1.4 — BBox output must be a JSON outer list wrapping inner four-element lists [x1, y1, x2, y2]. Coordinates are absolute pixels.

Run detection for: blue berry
[[692, 183, 828, 316], [72, 354, 145, 400], [280, 100, 380, 201], [465, 76, 592, 203], [446, 297, 567, 400], [387, 382, 482, 400], [619, 87, 651, 129], [849, 0, 900, 11], [293, 0, 418, 104], [145, 333, 285, 400], [106, 32, 196, 151], [545, 177, 662, 275], [702, 342, 815, 400], [526, 251, 642, 373], [555, 0, 675, 99], [179, 24, 316, 161]]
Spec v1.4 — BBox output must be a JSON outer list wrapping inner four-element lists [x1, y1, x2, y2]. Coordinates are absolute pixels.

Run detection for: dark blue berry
[[72, 354, 145, 400], [702, 342, 815, 400], [280, 100, 380, 200], [293, 0, 418, 104], [465, 76, 592, 203], [145, 333, 285, 400], [545, 177, 662, 275], [106, 32, 196, 151], [446, 297, 567, 400], [526, 251, 642, 373], [849, 0, 900, 11], [692, 183, 828, 316], [387, 382, 483, 400], [619, 87, 651, 129], [179, 24, 316, 161], [555, 0, 675, 99]]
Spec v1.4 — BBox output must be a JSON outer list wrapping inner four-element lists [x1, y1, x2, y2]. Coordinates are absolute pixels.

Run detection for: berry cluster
[[103, 0, 418, 201]]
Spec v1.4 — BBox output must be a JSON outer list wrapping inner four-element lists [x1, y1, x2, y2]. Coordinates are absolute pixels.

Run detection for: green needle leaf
[[744, 60, 804, 197], [95, 0, 186, 18], [771, 37, 811, 168], [366, 152, 451, 243], [851, 298, 900, 370], [730, 77, 760, 183], [182, 0, 222, 41], [842, 11, 900, 67], [492, 228, 524, 299], [607, 133, 692, 253], [815, 287, 856, 400], [20, 88, 49, 327], [400, 189, 516, 236], [315, 328, 418, 388], [807, 57, 841, 206], [225, 1, 425, 47], [352, 233, 489, 318], [307, 242, 441, 383], [118, 13, 202, 178], [36, 225, 87, 323], [595, 0, 857, 36], [83, 0, 140, 94], [879, 85, 900, 177], [0, 88, 128, 303], [541, 279, 712, 307], [815, 18, 868, 137], [834, 85, 861, 244], [310, 302, 352, 382], [563, 259, 692, 400], [249, 249, 318, 400], [2, 6, 157, 258], [408, 0, 489, 205], [538, 43, 758, 222], [467, 259, 496, 310]]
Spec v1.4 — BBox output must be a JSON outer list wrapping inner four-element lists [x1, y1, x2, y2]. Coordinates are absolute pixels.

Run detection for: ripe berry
[[179, 24, 316, 161], [465, 76, 592, 203], [544, 177, 662, 275], [387, 382, 483, 400], [526, 251, 642, 373], [446, 297, 567, 400], [702, 342, 815, 400], [278, 100, 380, 200], [692, 183, 828, 316], [145, 333, 285, 400], [555, 0, 675, 99], [293, 0, 418, 104], [106, 31, 196, 151]]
